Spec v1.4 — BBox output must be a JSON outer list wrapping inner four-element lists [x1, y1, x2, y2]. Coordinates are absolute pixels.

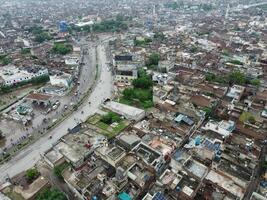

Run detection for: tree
[[250, 79, 261, 86], [52, 43, 73, 55], [21, 48, 31, 54], [100, 112, 121, 125], [122, 88, 134, 100], [147, 53, 160, 66], [35, 32, 52, 43], [239, 112, 256, 124], [154, 31, 165, 41], [133, 76, 153, 89], [228, 71, 246, 85], [0, 55, 11, 65], [190, 46, 198, 53], [26, 168, 39, 182], [36, 187, 67, 200], [53, 163, 69, 180]]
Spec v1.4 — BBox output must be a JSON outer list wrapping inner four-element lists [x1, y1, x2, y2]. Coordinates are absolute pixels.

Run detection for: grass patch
[[97, 121, 110, 130], [88, 114, 128, 139], [112, 121, 128, 133], [87, 114, 101, 125]]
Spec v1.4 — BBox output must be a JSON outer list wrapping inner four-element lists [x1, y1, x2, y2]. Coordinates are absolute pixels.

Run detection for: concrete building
[[0, 65, 48, 86], [115, 64, 138, 84], [103, 101, 146, 121], [49, 72, 72, 88]]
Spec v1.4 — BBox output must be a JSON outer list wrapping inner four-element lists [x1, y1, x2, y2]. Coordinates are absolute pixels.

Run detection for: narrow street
[[243, 144, 267, 200]]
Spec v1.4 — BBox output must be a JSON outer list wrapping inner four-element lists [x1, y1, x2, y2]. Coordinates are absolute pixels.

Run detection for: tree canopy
[[92, 19, 128, 32], [52, 43, 73, 55], [0, 54, 11, 65], [132, 70, 153, 89], [26, 168, 39, 182], [120, 69, 153, 109], [100, 112, 121, 125], [228, 71, 246, 85], [147, 53, 160, 66], [36, 187, 67, 200]]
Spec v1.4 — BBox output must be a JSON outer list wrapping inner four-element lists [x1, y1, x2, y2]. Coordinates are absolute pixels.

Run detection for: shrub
[[36, 187, 67, 200], [26, 168, 39, 182], [53, 163, 69, 180], [100, 112, 121, 125]]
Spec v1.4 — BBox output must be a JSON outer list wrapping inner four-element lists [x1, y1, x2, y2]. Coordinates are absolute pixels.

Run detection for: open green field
[[87, 113, 129, 138]]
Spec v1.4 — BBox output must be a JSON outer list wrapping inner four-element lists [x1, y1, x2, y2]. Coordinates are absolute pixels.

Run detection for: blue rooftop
[[152, 192, 167, 200], [118, 192, 132, 200], [174, 114, 194, 126]]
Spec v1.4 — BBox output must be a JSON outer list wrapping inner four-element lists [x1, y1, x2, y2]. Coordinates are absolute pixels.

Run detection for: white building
[[0, 65, 48, 86], [50, 73, 72, 88], [65, 56, 79, 66], [103, 101, 146, 121], [202, 120, 235, 138], [226, 85, 245, 102]]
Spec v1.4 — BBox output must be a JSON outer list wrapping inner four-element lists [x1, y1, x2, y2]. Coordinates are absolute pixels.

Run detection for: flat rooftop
[[184, 159, 208, 179], [26, 93, 52, 101], [44, 148, 64, 164], [205, 170, 245, 199], [54, 141, 83, 163], [134, 143, 161, 165], [103, 101, 145, 120], [107, 146, 125, 161]]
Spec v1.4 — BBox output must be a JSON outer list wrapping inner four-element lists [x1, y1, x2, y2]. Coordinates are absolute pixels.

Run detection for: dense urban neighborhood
[[0, 0, 267, 200]]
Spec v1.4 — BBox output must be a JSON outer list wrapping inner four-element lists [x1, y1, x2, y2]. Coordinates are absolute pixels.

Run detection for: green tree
[[190, 46, 198, 53], [250, 79, 261, 86], [133, 76, 153, 89], [52, 43, 73, 55], [53, 163, 69, 180], [36, 187, 67, 200], [100, 112, 121, 125], [2, 57, 11, 65], [154, 32, 165, 41], [228, 71, 246, 85], [21, 48, 31, 54], [35, 32, 52, 43], [147, 53, 160, 66], [239, 112, 256, 124], [26, 168, 39, 182], [122, 88, 135, 100]]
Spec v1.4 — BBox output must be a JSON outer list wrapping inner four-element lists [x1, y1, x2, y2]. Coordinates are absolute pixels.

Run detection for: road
[[243, 144, 267, 200], [0, 39, 96, 151], [0, 39, 113, 184], [231, 1, 267, 11]]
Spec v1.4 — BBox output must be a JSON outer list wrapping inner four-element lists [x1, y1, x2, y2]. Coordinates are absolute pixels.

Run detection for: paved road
[[0, 40, 113, 184], [0, 40, 96, 151]]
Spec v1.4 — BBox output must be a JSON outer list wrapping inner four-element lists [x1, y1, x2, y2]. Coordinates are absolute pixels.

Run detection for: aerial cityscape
[[0, 0, 266, 199]]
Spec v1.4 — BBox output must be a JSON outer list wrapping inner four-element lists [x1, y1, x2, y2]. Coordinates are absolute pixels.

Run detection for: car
[[64, 105, 68, 109], [46, 108, 51, 114], [52, 105, 58, 110]]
